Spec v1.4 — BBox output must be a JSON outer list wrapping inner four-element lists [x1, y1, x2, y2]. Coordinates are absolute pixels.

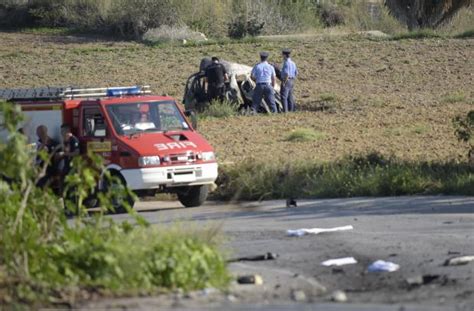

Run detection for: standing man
[[205, 56, 229, 102], [280, 48, 298, 112], [251, 51, 277, 113]]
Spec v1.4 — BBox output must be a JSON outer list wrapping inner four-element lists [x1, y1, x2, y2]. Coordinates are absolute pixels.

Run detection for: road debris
[[287, 225, 353, 237], [237, 274, 264, 285], [286, 198, 297, 208], [367, 260, 400, 272], [406, 274, 441, 287], [331, 290, 348, 302], [444, 255, 474, 266], [291, 289, 307, 302], [228, 252, 278, 263], [321, 257, 358, 267]]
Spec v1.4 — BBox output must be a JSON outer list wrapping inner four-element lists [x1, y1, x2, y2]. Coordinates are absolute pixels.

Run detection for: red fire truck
[[0, 86, 218, 209]]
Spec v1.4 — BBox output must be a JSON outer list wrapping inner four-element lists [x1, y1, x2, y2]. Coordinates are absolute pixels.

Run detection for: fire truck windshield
[[106, 101, 189, 135]]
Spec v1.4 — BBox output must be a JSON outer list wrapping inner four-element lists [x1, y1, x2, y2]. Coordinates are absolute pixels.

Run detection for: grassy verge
[[214, 153, 473, 201]]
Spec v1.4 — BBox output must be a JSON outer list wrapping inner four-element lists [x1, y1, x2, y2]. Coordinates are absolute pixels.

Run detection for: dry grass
[[0, 32, 472, 165]]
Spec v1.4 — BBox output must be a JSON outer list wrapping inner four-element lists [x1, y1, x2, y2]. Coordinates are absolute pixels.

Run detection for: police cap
[[282, 48, 291, 55], [259, 51, 269, 58]]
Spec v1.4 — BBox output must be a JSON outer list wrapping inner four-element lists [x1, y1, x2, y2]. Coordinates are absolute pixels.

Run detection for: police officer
[[205, 56, 228, 102], [280, 48, 298, 112], [251, 51, 277, 113]]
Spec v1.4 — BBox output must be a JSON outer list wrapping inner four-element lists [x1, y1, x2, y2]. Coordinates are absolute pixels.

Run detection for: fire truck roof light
[[106, 86, 141, 97]]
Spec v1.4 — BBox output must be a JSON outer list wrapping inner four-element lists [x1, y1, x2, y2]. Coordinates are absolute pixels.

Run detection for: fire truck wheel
[[103, 172, 135, 214], [177, 185, 209, 208]]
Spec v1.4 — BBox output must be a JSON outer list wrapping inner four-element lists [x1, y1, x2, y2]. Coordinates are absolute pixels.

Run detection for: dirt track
[[0, 32, 472, 162]]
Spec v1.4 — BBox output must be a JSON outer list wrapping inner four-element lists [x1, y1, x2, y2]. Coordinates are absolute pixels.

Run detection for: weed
[[200, 100, 239, 119], [413, 124, 429, 135], [286, 128, 326, 142], [319, 93, 337, 102], [454, 29, 474, 38], [441, 92, 467, 104]]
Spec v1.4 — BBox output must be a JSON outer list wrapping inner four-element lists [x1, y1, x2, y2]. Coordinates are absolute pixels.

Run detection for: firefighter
[[36, 125, 59, 188], [204, 56, 229, 102], [251, 51, 277, 113], [280, 48, 298, 112]]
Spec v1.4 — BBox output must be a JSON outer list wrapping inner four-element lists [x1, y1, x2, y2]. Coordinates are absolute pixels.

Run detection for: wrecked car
[[183, 57, 283, 113]]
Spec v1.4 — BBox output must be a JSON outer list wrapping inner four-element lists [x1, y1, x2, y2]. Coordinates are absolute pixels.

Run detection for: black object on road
[[228, 252, 279, 263], [286, 198, 297, 208]]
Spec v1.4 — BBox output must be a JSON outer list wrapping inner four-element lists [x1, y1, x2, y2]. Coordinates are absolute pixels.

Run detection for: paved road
[[86, 196, 474, 311]]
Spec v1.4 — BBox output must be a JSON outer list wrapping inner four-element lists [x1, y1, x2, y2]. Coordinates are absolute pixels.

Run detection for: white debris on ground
[[368, 260, 400, 273], [287, 225, 354, 237], [143, 25, 208, 44], [444, 255, 474, 266], [321, 257, 358, 267]]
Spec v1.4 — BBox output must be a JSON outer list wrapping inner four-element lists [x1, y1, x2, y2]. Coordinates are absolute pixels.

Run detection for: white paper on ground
[[368, 260, 400, 272], [287, 225, 354, 237], [321, 257, 358, 267]]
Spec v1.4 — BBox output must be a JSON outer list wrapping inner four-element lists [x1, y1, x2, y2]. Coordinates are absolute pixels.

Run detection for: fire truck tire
[[103, 172, 135, 214], [177, 185, 209, 208]]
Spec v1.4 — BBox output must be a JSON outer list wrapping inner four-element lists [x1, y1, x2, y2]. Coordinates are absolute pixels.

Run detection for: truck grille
[[163, 151, 197, 164]]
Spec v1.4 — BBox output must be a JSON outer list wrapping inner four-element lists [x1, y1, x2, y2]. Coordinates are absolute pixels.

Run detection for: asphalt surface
[[84, 196, 474, 311]]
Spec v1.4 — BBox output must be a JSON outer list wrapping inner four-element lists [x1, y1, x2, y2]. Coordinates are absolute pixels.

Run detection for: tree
[[385, 0, 472, 30]]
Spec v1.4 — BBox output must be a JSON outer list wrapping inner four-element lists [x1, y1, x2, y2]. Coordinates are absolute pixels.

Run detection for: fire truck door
[[79, 104, 112, 164]]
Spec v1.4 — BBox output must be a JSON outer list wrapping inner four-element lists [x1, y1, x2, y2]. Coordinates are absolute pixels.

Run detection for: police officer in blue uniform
[[251, 51, 277, 113], [280, 48, 298, 112]]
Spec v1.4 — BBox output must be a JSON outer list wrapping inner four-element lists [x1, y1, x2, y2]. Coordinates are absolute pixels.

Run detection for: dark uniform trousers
[[208, 83, 225, 102], [252, 83, 277, 113], [281, 78, 296, 112]]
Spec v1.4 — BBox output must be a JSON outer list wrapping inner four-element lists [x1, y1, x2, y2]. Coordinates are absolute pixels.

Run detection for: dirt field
[[0, 32, 472, 163]]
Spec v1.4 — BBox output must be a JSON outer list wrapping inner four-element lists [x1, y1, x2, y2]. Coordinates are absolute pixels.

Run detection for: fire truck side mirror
[[184, 109, 197, 130]]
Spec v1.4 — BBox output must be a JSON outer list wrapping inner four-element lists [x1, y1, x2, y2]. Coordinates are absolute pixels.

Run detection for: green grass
[[18, 27, 71, 35], [199, 100, 239, 119], [319, 93, 338, 102], [454, 29, 474, 39], [391, 29, 443, 40], [413, 124, 429, 135], [214, 153, 474, 201], [384, 124, 429, 137], [286, 128, 327, 142], [441, 92, 467, 104]]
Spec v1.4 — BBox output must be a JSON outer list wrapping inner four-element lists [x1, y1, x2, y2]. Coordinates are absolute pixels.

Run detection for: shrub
[[227, 16, 265, 39], [453, 110, 474, 163], [320, 5, 345, 27], [342, 1, 405, 34], [454, 29, 474, 38], [0, 102, 229, 307]]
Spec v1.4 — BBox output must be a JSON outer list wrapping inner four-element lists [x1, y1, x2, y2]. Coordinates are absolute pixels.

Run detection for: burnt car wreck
[[183, 57, 284, 113]]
